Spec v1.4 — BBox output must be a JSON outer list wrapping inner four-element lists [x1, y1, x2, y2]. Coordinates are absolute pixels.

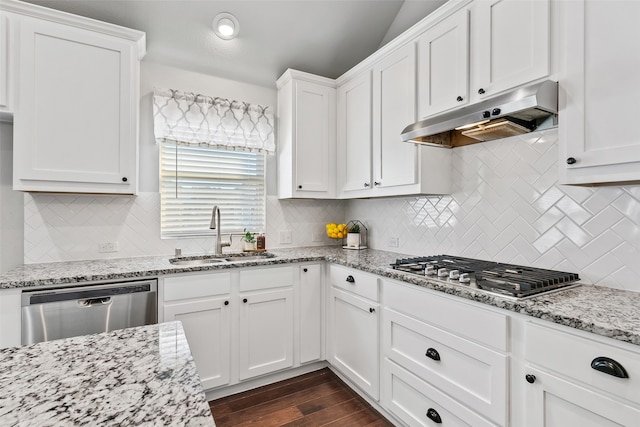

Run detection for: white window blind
[[160, 142, 266, 238]]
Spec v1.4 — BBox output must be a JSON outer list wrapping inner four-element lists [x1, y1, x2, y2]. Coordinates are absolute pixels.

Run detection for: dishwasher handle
[[78, 297, 112, 307]]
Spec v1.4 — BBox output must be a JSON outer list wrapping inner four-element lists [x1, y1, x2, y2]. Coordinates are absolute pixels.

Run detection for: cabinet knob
[[426, 408, 442, 424], [525, 374, 536, 384], [591, 356, 629, 378], [374, 181, 381, 186], [566, 157, 577, 165], [303, 268, 308, 273], [364, 182, 370, 187], [224, 301, 229, 306], [425, 347, 441, 361], [243, 298, 248, 303], [122, 177, 128, 182], [456, 96, 463, 102], [482, 110, 491, 119], [346, 275, 355, 283], [369, 307, 375, 313], [492, 108, 501, 116], [478, 88, 486, 95], [298, 185, 303, 189]]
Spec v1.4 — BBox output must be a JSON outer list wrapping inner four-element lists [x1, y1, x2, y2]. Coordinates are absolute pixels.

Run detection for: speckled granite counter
[[1, 247, 640, 347], [0, 321, 214, 426]]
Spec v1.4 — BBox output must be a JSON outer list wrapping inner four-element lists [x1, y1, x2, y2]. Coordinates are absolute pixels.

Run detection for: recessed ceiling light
[[212, 12, 239, 40]]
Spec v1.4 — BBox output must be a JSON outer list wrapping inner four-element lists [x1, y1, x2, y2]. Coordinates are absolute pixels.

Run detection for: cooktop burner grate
[[389, 255, 580, 299]]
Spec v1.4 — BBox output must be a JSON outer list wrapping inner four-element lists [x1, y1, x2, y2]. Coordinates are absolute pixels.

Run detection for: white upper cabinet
[[372, 43, 419, 190], [470, 0, 550, 102], [277, 70, 336, 199], [0, 12, 12, 117], [6, 1, 145, 194], [417, 8, 470, 118], [559, 0, 640, 185], [337, 71, 373, 196], [417, 0, 550, 119]]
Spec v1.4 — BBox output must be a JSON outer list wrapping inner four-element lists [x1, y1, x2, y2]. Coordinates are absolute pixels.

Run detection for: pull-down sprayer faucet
[[209, 205, 231, 255]]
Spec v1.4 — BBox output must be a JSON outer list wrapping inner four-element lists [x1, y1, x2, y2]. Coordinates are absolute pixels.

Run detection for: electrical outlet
[[279, 230, 292, 245], [388, 237, 399, 248], [98, 242, 120, 253], [312, 233, 324, 242]]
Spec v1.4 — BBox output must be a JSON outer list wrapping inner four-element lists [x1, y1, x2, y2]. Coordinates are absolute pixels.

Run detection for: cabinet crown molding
[[276, 68, 336, 90], [0, 0, 146, 58]]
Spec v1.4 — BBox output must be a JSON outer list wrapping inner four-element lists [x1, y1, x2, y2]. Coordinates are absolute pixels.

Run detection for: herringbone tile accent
[[346, 129, 640, 292]]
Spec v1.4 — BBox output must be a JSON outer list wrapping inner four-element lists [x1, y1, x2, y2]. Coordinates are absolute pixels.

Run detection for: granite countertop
[[0, 321, 214, 426], [1, 246, 640, 347]]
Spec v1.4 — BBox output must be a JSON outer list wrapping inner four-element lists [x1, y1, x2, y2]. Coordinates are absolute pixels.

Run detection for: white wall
[[0, 122, 23, 273], [346, 129, 640, 293], [23, 62, 345, 263]]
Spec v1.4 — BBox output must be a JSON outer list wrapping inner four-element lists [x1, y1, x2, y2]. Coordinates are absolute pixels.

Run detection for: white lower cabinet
[[164, 296, 231, 390], [523, 321, 640, 427], [329, 287, 379, 400], [162, 263, 321, 392], [238, 287, 294, 380], [383, 360, 497, 427]]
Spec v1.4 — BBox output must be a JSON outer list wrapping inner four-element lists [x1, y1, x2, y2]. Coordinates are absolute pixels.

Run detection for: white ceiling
[[24, 0, 447, 88]]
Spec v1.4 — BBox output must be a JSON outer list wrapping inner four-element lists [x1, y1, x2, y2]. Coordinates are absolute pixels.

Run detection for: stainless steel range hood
[[402, 80, 558, 148]]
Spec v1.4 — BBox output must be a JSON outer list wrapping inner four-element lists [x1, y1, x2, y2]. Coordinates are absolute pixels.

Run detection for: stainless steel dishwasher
[[21, 279, 157, 345]]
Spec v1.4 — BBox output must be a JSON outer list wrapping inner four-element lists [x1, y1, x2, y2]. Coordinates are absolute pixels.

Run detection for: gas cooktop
[[389, 255, 580, 299]]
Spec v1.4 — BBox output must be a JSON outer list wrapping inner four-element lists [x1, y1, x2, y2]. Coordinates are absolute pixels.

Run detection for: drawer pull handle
[[425, 348, 441, 361], [346, 275, 355, 283], [591, 356, 629, 379], [525, 374, 536, 384], [426, 408, 442, 424]]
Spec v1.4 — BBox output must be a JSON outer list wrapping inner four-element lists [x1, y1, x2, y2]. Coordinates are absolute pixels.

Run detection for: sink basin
[[169, 253, 275, 266], [169, 258, 228, 266]]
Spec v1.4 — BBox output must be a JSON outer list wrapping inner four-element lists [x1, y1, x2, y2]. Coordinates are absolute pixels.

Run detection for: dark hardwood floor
[[209, 368, 395, 426]]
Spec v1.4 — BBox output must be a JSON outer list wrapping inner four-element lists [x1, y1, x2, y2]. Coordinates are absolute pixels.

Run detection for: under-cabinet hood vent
[[401, 80, 558, 148]]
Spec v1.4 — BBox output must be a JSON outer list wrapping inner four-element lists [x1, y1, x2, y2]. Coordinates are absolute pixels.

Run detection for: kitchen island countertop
[[0, 321, 214, 426], [1, 246, 640, 347]]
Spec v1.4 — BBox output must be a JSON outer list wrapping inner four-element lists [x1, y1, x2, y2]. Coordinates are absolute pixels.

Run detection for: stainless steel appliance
[[21, 279, 157, 345], [389, 255, 579, 299], [401, 80, 558, 147]]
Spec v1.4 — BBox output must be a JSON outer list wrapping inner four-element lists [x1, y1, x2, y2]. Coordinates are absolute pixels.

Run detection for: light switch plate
[[279, 230, 292, 244]]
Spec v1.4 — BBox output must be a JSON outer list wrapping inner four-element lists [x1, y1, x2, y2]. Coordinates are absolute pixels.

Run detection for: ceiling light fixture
[[212, 12, 239, 40]]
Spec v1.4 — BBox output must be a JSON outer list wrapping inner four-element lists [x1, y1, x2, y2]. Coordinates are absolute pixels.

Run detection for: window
[[153, 88, 274, 239], [160, 142, 266, 238]]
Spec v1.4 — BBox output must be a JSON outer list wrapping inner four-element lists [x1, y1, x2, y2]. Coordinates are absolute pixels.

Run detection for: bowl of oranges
[[326, 223, 347, 239]]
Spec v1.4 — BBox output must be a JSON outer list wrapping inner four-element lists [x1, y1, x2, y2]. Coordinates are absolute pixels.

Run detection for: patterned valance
[[153, 88, 275, 153]]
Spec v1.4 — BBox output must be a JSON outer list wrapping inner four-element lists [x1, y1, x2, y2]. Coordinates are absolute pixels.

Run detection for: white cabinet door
[[0, 13, 10, 114], [524, 366, 640, 427], [417, 7, 470, 118], [14, 17, 139, 194], [294, 81, 334, 194], [372, 43, 419, 189], [164, 297, 231, 390], [560, 0, 640, 184], [328, 286, 379, 400], [238, 287, 294, 380], [299, 264, 322, 364], [471, 0, 550, 101], [337, 71, 373, 196]]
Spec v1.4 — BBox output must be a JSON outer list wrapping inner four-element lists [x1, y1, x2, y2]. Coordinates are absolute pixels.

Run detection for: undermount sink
[[169, 253, 275, 266]]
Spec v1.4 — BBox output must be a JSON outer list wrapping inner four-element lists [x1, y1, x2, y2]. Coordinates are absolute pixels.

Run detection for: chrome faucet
[[209, 205, 231, 255]]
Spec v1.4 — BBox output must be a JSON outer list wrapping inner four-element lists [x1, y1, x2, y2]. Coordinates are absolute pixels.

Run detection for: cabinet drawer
[[330, 265, 379, 301], [526, 322, 640, 404], [239, 266, 295, 292], [383, 279, 507, 351], [383, 308, 507, 426], [163, 272, 231, 301], [382, 359, 497, 427]]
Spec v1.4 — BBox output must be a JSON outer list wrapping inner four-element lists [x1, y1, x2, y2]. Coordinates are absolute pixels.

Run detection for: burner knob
[[425, 265, 436, 275], [437, 268, 449, 278], [448, 270, 460, 280], [459, 273, 471, 283]]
